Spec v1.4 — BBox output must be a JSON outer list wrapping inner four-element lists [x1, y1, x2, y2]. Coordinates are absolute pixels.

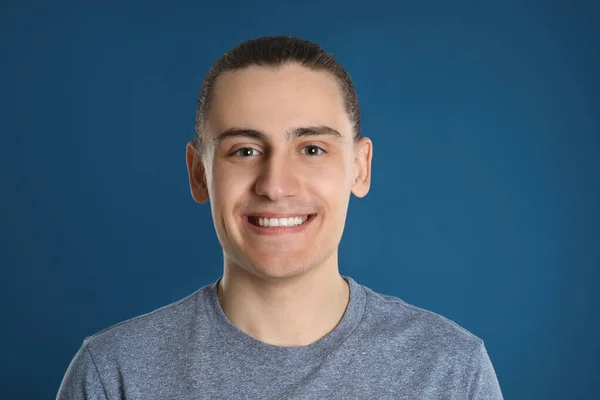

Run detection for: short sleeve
[[468, 340, 504, 400], [56, 341, 108, 400]]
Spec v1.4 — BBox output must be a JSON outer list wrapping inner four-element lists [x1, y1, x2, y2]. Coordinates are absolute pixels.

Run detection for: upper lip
[[246, 212, 314, 218]]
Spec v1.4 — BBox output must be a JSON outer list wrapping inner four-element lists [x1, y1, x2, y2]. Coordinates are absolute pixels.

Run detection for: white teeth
[[257, 215, 309, 227]]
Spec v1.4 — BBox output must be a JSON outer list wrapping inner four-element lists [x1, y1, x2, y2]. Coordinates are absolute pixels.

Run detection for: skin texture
[[186, 63, 373, 346]]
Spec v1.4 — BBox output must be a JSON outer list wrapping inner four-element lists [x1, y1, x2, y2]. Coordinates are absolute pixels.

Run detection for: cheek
[[209, 176, 244, 242], [208, 166, 235, 215], [212, 171, 245, 205], [309, 163, 352, 207]]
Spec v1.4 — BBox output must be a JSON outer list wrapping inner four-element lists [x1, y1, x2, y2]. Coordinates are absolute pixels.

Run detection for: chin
[[245, 256, 315, 280]]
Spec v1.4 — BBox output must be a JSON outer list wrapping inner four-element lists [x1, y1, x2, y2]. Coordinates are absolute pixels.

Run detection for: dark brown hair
[[194, 35, 360, 152]]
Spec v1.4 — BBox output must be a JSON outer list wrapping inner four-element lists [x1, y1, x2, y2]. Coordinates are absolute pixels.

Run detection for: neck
[[217, 255, 350, 347]]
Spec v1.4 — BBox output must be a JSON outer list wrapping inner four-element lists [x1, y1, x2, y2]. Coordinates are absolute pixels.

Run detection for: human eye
[[232, 147, 262, 158], [300, 145, 326, 156]]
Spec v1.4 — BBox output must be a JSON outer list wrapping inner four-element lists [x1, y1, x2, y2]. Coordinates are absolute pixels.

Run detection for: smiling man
[[57, 36, 503, 399]]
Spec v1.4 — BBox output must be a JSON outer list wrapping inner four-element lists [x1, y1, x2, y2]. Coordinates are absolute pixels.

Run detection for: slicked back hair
[[194, 35, 360, 153]]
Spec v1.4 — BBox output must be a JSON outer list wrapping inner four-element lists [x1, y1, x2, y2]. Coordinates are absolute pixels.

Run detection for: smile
[[243, 214, 317, 236], [247, 215, 314, 227]]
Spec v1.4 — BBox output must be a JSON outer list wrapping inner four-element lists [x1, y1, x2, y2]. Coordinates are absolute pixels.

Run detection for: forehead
[[206, 63, 352, 139]]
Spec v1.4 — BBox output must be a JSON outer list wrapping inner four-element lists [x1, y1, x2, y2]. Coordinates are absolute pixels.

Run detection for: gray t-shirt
[[57, 276, 503, 399]]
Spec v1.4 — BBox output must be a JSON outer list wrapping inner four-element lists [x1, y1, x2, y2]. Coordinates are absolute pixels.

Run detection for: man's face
[[187, 63, 372, 281]]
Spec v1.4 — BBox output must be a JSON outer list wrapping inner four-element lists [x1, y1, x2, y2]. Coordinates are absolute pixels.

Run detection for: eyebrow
[[211, 125, 344, 147]]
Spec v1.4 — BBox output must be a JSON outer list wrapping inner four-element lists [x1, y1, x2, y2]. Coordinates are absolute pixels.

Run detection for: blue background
[[1, 0, 598, 398]]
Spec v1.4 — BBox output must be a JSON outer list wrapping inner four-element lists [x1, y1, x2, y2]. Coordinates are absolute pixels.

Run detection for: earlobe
[[185, 142, 210, 204], [351, 137, 373, 198]]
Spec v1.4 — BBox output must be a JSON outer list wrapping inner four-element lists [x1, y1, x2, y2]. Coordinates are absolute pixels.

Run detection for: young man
[[57, 36, 503, 399]]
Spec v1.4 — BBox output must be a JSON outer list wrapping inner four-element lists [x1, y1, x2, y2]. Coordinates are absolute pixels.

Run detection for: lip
[[243, 214, 316, 236], [245, 212, 312, 218]]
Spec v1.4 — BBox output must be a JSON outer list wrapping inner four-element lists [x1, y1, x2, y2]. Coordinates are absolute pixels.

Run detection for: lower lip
[[243, 215, 316, 236]]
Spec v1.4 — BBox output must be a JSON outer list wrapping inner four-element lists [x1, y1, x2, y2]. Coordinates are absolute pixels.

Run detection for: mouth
[[246, 214, 316, 228]]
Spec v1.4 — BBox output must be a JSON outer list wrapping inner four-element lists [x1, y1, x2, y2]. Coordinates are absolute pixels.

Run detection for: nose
[[254, 151, 300, 201]]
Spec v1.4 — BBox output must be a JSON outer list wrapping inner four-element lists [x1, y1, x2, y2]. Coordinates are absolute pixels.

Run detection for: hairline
[[196, 62, 359, 155]]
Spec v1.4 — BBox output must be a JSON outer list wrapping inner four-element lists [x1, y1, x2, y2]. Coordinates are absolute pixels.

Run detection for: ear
[[185, 141, 209, 204], [351, 137, 373, 198]]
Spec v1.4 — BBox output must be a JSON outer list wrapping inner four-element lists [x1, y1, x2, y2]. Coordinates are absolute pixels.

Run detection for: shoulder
[[361, 284, 484, 360], [355, 282, 503, 398], [57, 285, 213, 398], [82, 285, 208, 361]]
